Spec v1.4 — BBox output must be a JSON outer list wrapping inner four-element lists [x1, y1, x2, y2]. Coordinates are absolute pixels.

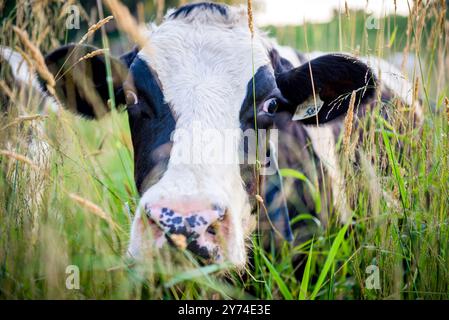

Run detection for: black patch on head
[[169, 2, 228, 19], [239, 65, 283, 130], [238, 65, 288, 219], [126, 57, 176, 193]]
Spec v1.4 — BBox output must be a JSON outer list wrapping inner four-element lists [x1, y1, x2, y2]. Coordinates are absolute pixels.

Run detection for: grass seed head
[[77, 49, 107, 62], [343, 91, 356, 156], [247, 0, 254, 37], [68, 193, 116, 228], [79, 16, 114, 44], [12, 26, 56, 91], [0, 150, 40, 171]]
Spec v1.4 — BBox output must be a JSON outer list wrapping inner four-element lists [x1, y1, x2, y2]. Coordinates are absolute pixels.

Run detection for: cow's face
[[126, 4, 280, 266], [44, 3, 376, 268]]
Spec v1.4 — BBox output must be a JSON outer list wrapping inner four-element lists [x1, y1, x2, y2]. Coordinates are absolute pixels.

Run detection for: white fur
[[130, 5, 270, 267], [0, 46, 59, 113], [304, 124, 351, 223], [0, 46, 41, 91]]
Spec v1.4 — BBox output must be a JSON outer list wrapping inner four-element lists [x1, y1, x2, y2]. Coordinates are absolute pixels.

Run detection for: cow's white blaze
[[129, 5, 270, 266]]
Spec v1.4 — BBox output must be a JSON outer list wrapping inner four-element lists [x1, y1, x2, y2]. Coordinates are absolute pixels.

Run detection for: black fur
[[126, 57, 176, 194], [44, 44, 129, 118], [269, 48, 295, 75], [44, 45, 174, 194], [239, 65, 287, 130], [169, 2, 228, 20], [276, 54, 377, 124]]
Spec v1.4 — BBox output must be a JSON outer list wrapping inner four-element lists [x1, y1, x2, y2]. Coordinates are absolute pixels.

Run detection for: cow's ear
[[275, 54, 377, 124], [44, 44, 133, 119]]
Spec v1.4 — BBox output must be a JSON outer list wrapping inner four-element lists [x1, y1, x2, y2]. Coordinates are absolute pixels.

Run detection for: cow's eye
[[125, 90, 139, 105], [263, 98, 278, 115]]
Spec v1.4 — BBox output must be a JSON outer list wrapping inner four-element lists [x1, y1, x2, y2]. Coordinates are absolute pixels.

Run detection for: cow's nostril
[[206, 224, 217, 236]]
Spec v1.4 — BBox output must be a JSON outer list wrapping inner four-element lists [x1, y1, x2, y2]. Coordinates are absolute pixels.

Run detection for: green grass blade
[[280, 168, 322, 212], [259, 250, 293, 300], [381, 129, 409, 209], [164, 263, 229, 288], [310, 223, 349, 300], [298, 239, 314, 300]]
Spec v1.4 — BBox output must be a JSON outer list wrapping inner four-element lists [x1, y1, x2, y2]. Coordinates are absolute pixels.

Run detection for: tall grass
[[0, 0, 448, 299]]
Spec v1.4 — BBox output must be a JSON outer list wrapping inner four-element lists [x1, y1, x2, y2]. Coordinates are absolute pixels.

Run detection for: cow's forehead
[[137, 5, 270, 127]]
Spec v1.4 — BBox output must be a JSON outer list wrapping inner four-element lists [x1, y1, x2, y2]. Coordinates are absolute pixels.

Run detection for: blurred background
[[2, 0, 448, 57]]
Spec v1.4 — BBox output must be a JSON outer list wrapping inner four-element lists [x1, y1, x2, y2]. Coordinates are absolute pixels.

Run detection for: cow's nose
[[144, 204, 226, 259]]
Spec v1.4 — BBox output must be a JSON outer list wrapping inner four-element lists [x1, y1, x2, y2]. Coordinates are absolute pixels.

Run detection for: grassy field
[[0, 0, 448, 299]]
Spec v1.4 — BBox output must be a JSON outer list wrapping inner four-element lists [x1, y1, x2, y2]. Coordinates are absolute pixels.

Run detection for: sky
[[256, 0, 412, 26]]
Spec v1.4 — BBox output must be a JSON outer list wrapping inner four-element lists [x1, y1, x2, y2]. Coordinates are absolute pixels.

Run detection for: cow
[[1, 2, 422, 269]]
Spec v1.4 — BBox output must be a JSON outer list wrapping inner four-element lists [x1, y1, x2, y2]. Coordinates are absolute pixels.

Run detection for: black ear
[[276, 54, 377, 124], [44, 44, 134, 119]]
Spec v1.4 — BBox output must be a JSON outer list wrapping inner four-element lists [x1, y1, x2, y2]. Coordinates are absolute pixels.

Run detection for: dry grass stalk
[[170, 234, 187, 250], [345, 1, 350, 18], [440, 0, 447, 33], [412, 77, 419, 117], [16, 114, 47, 122], [36, 26, 50, 47], [137, 2, 145, 24], [104, 0, 148, 49], [1, 114, 48, 131], [77, 49, 107, 62], [14, 46, 34, 71], [0, 150, 40, 171], [247, 0, 254, 37], [12, 26, 56, 96], [343, 91, 356, 156], [68, 193, 117, 227], [0, 80, 14, 100], [79, 16, 114, 44], [156, 0, 165, 23], [444, 97, 449, 124]]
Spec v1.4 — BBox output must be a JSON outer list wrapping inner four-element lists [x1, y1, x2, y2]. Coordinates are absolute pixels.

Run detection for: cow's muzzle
[[144, 203, 226, 261]]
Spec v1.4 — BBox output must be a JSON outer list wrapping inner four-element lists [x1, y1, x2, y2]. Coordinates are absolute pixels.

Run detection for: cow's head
[[44, 3, 375, 267]]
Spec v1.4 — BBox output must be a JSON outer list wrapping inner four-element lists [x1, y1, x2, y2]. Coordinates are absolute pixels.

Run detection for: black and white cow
[[1, 3, 422, 268]]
